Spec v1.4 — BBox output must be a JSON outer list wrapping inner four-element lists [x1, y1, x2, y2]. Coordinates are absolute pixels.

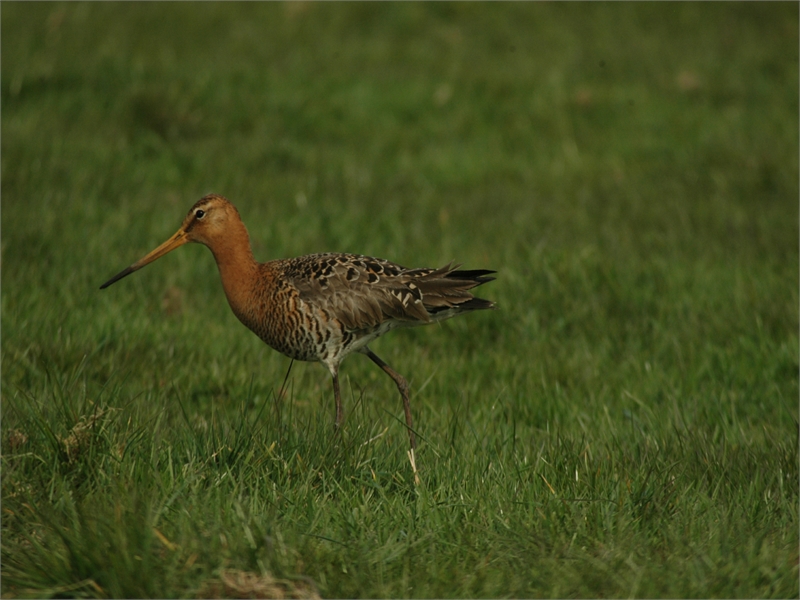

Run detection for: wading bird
[[101, 194, 495, 470]]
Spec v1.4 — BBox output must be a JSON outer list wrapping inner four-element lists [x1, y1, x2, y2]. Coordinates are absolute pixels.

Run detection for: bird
[[100, 194, 495, 462]]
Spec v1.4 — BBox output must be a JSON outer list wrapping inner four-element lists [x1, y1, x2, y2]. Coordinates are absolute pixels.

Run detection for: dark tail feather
[[454, 296, 495, 311], [427, 295, 495, 316], [446, 269, 496, 286]]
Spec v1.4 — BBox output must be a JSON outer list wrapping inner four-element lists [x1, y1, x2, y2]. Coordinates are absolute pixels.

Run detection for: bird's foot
[[408, 447, 420, 486]]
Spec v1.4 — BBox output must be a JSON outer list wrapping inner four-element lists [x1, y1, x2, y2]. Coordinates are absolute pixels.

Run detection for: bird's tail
[[414, 263, 497, 316]]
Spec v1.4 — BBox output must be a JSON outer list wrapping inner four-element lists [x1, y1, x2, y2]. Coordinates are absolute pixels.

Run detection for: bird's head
[[99, 193, 243, 289]]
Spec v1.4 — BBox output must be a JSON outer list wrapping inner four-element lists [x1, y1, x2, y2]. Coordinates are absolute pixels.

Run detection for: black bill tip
[[100, 266, 135, 290]]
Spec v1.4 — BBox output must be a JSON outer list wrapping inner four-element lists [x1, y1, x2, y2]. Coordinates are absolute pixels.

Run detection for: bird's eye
[[195, 209, 205, 219]]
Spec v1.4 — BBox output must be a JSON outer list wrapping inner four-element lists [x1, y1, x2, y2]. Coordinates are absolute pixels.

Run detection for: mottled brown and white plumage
[[101, 194, 495, 455]]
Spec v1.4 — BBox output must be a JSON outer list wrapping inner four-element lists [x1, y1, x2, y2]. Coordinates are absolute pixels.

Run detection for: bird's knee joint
[[396, 376, 409, 396]]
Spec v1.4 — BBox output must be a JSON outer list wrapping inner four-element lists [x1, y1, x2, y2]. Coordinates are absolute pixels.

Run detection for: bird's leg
[[362, 348, 416, 451], [362, 347, 420, 485], [332, 370, 343, 430]]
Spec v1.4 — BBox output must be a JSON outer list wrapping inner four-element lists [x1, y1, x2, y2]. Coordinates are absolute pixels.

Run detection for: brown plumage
[[101, 194, 495, 456]]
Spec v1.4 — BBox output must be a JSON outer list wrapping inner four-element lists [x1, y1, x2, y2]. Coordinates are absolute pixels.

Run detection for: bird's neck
[[207, 223, 259, 320]]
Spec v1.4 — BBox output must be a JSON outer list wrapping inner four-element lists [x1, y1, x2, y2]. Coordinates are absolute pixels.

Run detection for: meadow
[[2, 3, 798, 597]]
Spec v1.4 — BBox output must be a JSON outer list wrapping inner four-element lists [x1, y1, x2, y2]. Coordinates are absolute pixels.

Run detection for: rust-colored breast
[[229, 262, 326, 362]]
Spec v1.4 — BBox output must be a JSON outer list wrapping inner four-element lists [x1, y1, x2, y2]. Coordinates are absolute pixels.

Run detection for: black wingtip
[[100, 266, 135, 290]]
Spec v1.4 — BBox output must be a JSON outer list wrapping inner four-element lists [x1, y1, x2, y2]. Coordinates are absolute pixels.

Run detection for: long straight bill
[[100, 229, 189, 289]]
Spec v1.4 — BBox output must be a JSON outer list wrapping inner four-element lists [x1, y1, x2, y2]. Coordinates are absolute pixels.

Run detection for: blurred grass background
[[2, 3, 798, 598]]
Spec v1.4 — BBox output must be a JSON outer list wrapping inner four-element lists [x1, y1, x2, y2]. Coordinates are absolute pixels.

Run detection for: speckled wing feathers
[[282, 253, 495, 331]]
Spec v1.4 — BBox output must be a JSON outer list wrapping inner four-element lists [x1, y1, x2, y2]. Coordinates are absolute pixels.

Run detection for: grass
[[2, 2, 798, 597]]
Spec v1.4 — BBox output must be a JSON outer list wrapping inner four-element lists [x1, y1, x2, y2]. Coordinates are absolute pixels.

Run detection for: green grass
[[2, 2, 798, 597]]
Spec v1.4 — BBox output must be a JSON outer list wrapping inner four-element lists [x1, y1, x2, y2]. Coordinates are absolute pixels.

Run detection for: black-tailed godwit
[[100, 194, 495, 472]]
